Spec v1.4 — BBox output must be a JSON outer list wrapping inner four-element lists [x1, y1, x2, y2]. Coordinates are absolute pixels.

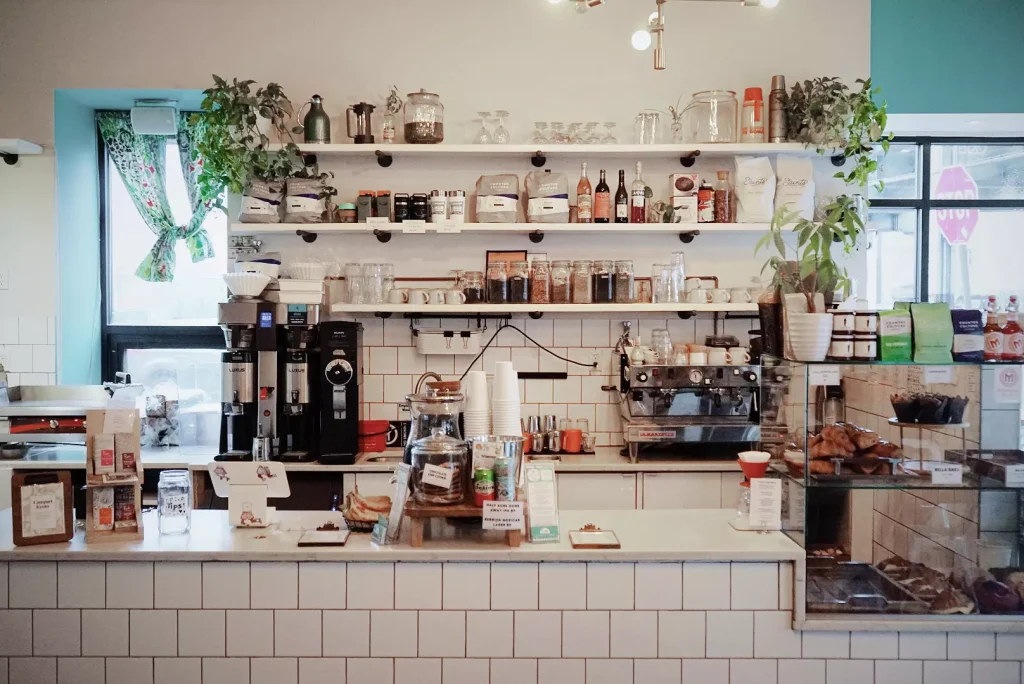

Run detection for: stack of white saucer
[[491, 361, 522, 437], [462, 370, 491, 439]]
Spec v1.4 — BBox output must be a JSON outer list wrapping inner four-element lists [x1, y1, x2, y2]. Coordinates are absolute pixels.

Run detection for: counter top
[[0, 508, 803, 562]]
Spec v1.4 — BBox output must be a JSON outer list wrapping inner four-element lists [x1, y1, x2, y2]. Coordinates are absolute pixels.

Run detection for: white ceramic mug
[[707, 348, 731, 365], [686, 289, 713, 304], [728, 347, 751, 365], [445, 290, 467, 305], [684, 277, 702, 293], [642, 348, 660, 364], [387, 288, 409, 304], [408, 289, 430, 305], [729, 288, 753, 303], [710, 289, 731, 304], [688, 351, 708, 365], [429, 288, 447, 305]]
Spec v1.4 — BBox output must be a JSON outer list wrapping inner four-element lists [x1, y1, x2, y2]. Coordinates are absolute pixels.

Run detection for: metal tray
[[807, 563, 929, 614]]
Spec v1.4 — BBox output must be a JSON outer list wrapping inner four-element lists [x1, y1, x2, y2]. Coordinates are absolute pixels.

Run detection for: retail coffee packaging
[[92, 434, 115, 475], [735, 156, 776, 223], [92, 487, 115, 531], [475, 174, 522, 223], [114, 433, 138, 472], [951, 309, 985, 362], [525, 170, 570, 223], [670, 173, 699, 197], [774, 155, 815, 220], [911, 302, 954, 363], [878, 309, 912, 362], [671, 196, 699, 223]]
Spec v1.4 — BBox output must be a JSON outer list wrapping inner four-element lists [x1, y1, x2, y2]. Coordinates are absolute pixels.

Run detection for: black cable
[[458, 322, 598, 381]]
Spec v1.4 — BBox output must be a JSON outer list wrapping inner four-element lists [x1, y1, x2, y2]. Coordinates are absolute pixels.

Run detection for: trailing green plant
[[189, 75, 335, 210], [783, 77, 892, 190], [755, 196, 865, 313]]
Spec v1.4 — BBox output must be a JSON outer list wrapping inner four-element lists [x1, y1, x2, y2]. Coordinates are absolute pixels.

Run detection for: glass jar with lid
[[404, 89, 444, 144], [463, 271, 484, 304], [571, 260, 593, 304], [530, 260, 551, 304], [487, 261, 508, 303], [157, 470, 192, 535], [509, 260, 530, 304], [403, 382, 464, 465], [614, 260, 634, 303], [550, 260, 572, 304], [409, 428, 469, 505], [592, 260, 614, 304]]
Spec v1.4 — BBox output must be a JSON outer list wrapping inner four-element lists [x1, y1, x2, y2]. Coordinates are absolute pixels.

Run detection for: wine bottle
[[576, 162, 593, 223], [630, 161, 646, 223], [594, 169, 610, 223], [614, 170, 628, 224]]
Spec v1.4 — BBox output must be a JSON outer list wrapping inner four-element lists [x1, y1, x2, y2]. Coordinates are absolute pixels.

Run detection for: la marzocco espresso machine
[[277, 305, 321, 462], [218, 301, 278, 460], [619, 359, 761, 462]]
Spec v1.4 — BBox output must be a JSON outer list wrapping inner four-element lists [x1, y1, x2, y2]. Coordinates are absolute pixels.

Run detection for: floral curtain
[[96, 111, 217, 282]]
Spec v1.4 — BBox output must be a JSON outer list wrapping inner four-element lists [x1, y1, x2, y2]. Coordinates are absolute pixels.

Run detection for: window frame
[[871, 135, 1024, 302], [98, 131, 223, 382]]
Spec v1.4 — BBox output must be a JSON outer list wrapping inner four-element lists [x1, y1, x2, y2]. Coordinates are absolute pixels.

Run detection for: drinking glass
[[493, 110, 511, 144], [362, 263, 383, 305], [532, 122, 549, 144], [602, 122, 618, 144], [345, 262, 364, 304], [651, 329, 673, 363], [669, 251, 687, 303], [575, 418, 590, 433], [567, 122, 582, 143], [585, 122, 601, 144], [550, 122, 567, 144], [473, 112, 492, 144], [651, 263, 668, 303], [381, 263, 395, 300]]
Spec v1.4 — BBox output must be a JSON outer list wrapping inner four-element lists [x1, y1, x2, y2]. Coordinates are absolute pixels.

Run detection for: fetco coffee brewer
[[217, 301, 277, 460], [318, 321, 363, 465]]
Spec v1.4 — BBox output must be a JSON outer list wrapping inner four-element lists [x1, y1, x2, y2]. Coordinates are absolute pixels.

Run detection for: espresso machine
[[217, 301, 277, 461], [619, 360, 761, 462], [318, 321, 363, 465], [277, 305, 321, 462]]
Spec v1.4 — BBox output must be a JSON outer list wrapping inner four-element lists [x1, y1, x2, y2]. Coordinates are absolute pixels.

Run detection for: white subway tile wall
[[2, 560, 1022, 683], [0, 316, 57, 384]]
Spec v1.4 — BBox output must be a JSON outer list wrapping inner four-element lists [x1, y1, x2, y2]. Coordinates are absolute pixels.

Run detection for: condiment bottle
[[984, 295, 1003, 361], [768, 75, 787, 143], [741, 87, 765, 143], [1002, 295, 1024, 361], [713, 171, 732, 223], [697, 180, 715, 223]]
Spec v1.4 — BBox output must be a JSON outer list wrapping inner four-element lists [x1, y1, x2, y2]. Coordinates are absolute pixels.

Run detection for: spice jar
[[592, 260, 614, 304], [571, 260, 593, 304], [463, 271, 485, 304], [158, 470, 191, 535], [551, 260, 572, 304], [404, 89, 444, 144], [509, 260, 530, 304], [409, 428, 468, 505], [487, 261, 508, 304], [614, 260, 634, 303], [530, 260, 551, 304]]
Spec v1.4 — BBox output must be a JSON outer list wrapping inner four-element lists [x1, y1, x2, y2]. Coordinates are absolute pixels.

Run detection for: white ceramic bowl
[[223, 272, 271, 298], [235, 260, 280, 279], [287, 262, 328, 281]]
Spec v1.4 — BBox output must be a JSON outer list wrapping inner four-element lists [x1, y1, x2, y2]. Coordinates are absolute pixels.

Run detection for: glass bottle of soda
[[1002, 295, 1024, 361], [984, 295, 1003, 361]]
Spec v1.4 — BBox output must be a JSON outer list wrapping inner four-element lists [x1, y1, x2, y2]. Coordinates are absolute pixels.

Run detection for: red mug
[[561, 429, 583, 454]]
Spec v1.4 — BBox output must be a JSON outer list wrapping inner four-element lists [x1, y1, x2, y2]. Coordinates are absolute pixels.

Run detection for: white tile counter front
[[1, 511, 1023, 684]]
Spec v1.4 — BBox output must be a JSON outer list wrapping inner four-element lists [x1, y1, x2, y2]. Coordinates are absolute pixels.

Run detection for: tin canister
[[494, 457, 515, 501], [474, 468, 495, 506]]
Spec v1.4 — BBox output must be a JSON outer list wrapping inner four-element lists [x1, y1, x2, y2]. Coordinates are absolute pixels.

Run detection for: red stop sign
[[934, 165, 979, 244]]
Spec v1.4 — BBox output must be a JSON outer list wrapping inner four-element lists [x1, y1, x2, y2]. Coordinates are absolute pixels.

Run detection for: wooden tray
[[403, 501, 521, 548]]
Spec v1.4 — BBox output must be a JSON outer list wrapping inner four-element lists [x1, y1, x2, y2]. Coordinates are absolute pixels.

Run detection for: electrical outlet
[[589, 351, 602, 374], [0, 267, 8, 290]]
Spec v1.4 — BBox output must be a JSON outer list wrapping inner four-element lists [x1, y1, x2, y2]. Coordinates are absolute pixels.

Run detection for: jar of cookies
[[409, 428, 468, 505]]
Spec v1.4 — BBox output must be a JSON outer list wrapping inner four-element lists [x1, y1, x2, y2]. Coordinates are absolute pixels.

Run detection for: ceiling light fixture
[[631, 29, 653, 51], [651, 0, 666, 70]]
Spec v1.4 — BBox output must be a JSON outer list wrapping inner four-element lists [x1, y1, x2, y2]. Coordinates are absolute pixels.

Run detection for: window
[[101, 129, 225, 450]]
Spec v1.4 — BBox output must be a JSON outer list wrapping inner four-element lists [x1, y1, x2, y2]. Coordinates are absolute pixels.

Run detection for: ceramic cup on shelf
[[686, 289, 713, 304], [642, 348, 660, 364], [710, 289, 731, 304], [388, 288, 410, 304], [409, 289, 430, 305], [729, 288, 753, 303], [561, 429, 583, 454], [445, 290, 467, 305], [728, 347, 751, 365], [429, 289, 447, 305], [684, 277, 703, 293], [707, 348, 731, 365], [689, 351, 708, 365]]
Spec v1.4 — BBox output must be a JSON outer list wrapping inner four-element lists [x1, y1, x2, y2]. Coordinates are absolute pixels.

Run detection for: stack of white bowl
[[463, 371, 491, 439], [491, 362, 522, 437]]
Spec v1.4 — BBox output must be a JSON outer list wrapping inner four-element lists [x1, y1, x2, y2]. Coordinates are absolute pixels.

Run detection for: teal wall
[[872, 0, 1024, 114]]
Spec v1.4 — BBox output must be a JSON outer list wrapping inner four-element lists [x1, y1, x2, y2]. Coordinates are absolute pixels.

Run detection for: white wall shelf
[[0, 139, 43, 165], [330, 303, 758, 315]]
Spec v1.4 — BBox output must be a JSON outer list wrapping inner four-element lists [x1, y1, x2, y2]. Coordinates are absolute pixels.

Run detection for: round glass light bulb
[[648, 11, 659, 22], [546, 0, 564, 5], [762, 0, 779, 7], [631, 29, 652, 51], [575, 0, 588, 12]]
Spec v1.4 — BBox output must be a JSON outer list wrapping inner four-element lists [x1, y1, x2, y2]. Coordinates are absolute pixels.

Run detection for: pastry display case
[[760, 357, 1024, 621]]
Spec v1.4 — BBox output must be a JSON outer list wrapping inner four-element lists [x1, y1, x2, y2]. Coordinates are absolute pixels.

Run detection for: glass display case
[[760, 356, 1024, 620]]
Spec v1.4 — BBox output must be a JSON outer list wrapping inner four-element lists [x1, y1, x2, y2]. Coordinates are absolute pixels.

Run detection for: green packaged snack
[[911, 302, 954, 363], [879, 309, 912, 362]]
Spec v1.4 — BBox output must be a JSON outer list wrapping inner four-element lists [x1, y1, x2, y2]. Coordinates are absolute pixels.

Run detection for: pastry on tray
[[343, 486, 392, 527]]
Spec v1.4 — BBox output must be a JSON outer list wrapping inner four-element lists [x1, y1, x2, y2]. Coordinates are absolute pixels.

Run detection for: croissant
[[820, 425, 857, 454], [809, 460, 835, 475], [868, 441, 903, 459]]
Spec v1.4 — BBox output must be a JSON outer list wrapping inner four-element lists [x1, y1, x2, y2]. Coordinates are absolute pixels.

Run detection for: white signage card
[[401, 220, 427, 234], [922, 366, 955, 385], [472, 441, 501, 471], [482, 500, 525, 531], [995, 367, 1022, 404], [749, 478, 782, 530], [1005, 464, 1024, 487], [434, 221, 461, 234], [807, 365, 841, 387], [421, 463, 454, 489], [102, 409, 136, 434], [366, 217, 390, 226], [524, 462, 560, 542], [23, 483, 64, 536], [931, 463, 963, 485]]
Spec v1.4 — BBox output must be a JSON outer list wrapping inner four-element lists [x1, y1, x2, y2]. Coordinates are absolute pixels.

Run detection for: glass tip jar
[[157, 469, 192, 535]]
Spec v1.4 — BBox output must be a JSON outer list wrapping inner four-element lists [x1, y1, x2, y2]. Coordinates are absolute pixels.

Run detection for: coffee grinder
[[277, 305, 320, 462], [319, 321, 362, 465], [217, 301, 277, 460]]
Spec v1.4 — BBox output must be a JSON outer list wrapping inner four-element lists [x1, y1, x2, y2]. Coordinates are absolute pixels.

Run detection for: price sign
[[434, 221, 461, 234], [808, 365, 841, 387], [749, 478, 782, 530], [421, 464, 453, 489], [931, 463, 963, 485], [401, 220, 426, 234], [482, 500, 525, 531], [1005, 464, 1024, 487], [103, 409, 136, 434], [366, 217, 390, 226], [923, 367, 955, 385]]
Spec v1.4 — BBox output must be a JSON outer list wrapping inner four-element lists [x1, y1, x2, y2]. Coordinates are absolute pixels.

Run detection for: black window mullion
[[919, 142, 932, 302]]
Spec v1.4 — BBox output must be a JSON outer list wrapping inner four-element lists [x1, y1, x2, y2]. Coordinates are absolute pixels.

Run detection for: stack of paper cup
[[491, 361, 522, 436], [463, 370, 491, 439]]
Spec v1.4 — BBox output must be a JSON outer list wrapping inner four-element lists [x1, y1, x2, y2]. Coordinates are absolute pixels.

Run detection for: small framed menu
[[12, 471, 74, 546]]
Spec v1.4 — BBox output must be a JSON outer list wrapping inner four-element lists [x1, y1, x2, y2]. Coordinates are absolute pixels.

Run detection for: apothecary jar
[[405, 89, 444, 144], [158, 469, 192, 535]]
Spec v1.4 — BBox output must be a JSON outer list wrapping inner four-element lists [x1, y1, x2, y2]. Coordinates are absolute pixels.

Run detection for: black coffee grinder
[[319, 321, 362, 465], [217, 301, 277, 460], [277, 305, 320, 462]]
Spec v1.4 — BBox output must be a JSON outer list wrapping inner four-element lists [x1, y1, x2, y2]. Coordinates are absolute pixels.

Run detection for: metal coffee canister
[[298, 94, 331, 144]]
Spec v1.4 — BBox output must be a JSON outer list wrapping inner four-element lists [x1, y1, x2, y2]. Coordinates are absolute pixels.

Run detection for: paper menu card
[[524, 462, 559, 543], [749, 478, 782, 531]]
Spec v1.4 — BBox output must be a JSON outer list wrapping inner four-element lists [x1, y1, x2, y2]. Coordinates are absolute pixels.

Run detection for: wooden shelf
[[271, 142, 824, 157], [330, 303, 758, 315], [0, 139, 43, 164], [229, 221, 771, 237]]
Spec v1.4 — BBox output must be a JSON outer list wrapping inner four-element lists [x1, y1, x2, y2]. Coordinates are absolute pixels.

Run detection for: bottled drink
[[614, 170, 628, 223], [713, 171, 732, 224], [1002, 295, 1024, 361], [630, 161, 646, 224], [984, 295, 1003, 361], [697, 180, 715, 223], [594, 169, 611, 223], [576, 162, 593, 223]]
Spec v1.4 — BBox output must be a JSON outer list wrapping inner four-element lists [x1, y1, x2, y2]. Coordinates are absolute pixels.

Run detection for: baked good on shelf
[[840, 423, 880, 451], [820, 425, 857, 454], [931, 587, 976, 615], [1005, 572, 1024, 602], [867, 440, 903, 459], [344, 487, 392, 523], [808, 459, 834, 475]]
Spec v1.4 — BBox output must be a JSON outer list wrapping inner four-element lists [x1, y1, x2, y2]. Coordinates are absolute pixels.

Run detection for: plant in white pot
[[756, 196, 865, 361]]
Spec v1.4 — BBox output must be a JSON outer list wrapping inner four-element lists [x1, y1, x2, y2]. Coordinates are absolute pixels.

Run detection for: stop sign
[[934, 165, 979, 244]]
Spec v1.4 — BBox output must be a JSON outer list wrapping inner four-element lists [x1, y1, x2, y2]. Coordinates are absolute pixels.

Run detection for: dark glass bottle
[[614, 170, 628, 224], [594, 170, 610, 223]]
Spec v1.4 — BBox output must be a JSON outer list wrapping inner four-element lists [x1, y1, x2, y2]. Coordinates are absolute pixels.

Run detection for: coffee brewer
[[218, 301, 277, 460], [318, 321, 362, 465], [277, 305, 321, 462]]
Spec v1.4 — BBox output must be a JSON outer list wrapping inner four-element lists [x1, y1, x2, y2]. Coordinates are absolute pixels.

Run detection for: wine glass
[[550, 122, 567, 144], [532, 122, 549, 144], [585, 122, 601, 144], [473, 113, 492, 144], [493, 110, 511, 144], [567, 122, 582, 144], [602, 122, 618, 144]]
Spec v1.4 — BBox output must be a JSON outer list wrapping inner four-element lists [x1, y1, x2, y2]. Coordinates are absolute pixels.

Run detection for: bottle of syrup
[[984, 295, 1003, 361], [1002, 295, 1024, 361]]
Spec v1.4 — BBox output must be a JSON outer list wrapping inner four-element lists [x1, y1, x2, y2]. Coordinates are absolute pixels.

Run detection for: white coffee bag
[[774, 155, 815, 220], [734, 156, 777, 223]]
